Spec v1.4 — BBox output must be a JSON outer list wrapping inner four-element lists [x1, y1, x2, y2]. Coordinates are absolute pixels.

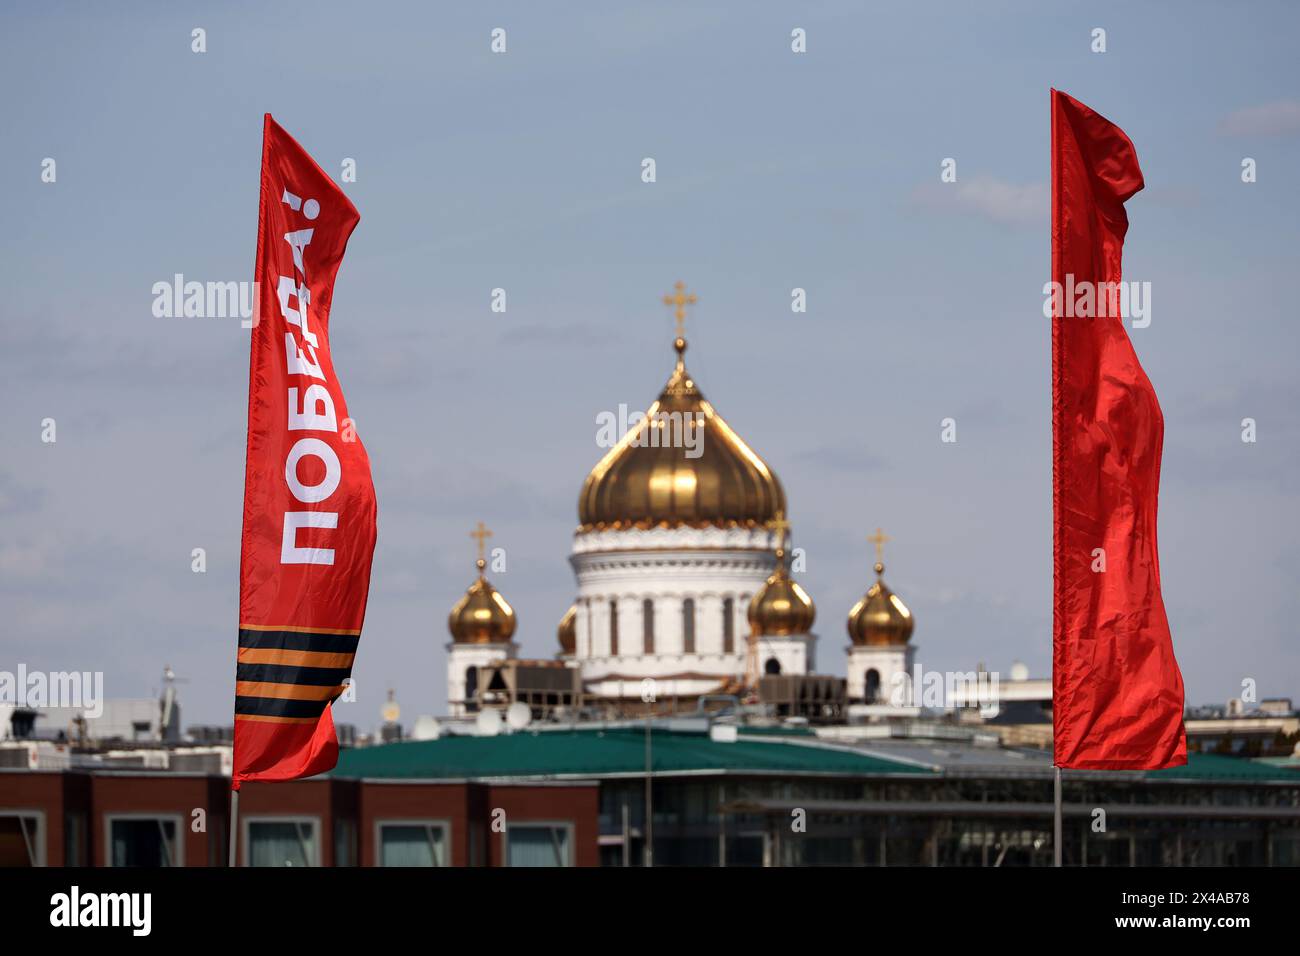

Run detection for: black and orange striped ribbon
[[234, 624, 359, 724]]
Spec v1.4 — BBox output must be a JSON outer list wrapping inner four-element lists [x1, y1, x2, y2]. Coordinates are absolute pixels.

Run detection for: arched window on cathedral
[[764, 658, 782, 675], [722, 597, 734, 654], [609, 600, 618, 656], [865, 668, 881, 704], [682, 598, 696, 653], [642, 598, 655, 654], [464, 666, 478, 706]]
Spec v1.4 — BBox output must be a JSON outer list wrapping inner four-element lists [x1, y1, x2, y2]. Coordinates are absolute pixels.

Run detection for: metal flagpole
[[1053, 766, 1062, 867], [644, 715, 653, 867], [228, 788, 239, 867]]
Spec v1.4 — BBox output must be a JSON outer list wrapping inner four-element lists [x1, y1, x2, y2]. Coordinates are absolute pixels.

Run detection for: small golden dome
[[847, 562, 914, 646], [748, 551, 816, 636], [578, 335, 785, 530], [557, 603, 577, 655], [448, 558, 517, 644]]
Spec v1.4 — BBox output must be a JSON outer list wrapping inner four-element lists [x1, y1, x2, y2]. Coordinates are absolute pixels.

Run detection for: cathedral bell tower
[[745, 511, 817, 684], [846, 528, 916, 708], [445, 522, 518, 717]]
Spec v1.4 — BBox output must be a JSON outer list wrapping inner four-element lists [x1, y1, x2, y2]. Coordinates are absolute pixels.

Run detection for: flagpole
[[1053, 766, 1062, 867], [228, 788, 239, 867], [644, 714, 653, 868]]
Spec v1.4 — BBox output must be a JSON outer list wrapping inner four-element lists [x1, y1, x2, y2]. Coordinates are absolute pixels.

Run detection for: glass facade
[[109, 818, 178, 867], [0, 814, 42, 867], [596, 775, 1300, 866], [507, 824, 572, 866], [378, 823, 447, 866], [247, 819, 318, 867]]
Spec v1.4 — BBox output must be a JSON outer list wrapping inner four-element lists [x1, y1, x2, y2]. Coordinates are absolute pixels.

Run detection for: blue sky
[[2, 1, 1297, 728]]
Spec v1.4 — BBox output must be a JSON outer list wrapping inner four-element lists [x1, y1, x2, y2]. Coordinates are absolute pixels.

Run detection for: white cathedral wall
[[846, 644, 915, 705], [755, 634, 816, 677], [569, 528, 778, 699]]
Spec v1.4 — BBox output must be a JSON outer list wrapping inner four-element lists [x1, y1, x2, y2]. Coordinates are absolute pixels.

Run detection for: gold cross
[[469, 521, 493, 564], [867, 527, 891, 565], [769, 510, 791, 553], [662, 280, 697, 339]]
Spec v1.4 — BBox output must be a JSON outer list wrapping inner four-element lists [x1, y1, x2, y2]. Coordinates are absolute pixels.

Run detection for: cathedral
[[444, 284, 915, 717]]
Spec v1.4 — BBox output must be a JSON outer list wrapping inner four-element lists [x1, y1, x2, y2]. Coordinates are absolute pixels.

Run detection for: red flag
[[1051, 90, 1186, 770], [233, 115, 377, 788]]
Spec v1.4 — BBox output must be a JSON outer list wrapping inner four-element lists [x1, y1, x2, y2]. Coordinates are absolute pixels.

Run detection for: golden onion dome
[[448, 558, 517, 644], [847, 562, 914, 646], [748, 548, 816, 637], [557, 603, 577, 655], [578, 335, 785, 530]]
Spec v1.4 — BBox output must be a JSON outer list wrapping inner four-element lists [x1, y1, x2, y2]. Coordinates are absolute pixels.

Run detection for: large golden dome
[[847, 562, 914, 647], [748, 552, 816, 637], [448, 558, 517, 644], [579, 334, 785, 530]]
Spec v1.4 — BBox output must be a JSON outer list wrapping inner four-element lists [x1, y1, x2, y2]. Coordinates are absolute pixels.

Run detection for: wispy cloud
[[1218, 99, 1300, 137], [911, 175, 1046, 227]]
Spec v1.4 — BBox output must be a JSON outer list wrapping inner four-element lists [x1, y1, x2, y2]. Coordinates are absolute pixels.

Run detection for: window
[[464, 666, 478, 703], [609, 599, 619, 655], [723, 597, 735, 654], [377, 821, 449, 866], [106, 815, 182, 867], [642, 598, 655, 653], [245, 818, 320, 867], [865, 668, 881, 703], [765, 658, 782, 675], [0, 812, 44, 866], [682, 599, 696, 653], [507, 823, 573, 867]]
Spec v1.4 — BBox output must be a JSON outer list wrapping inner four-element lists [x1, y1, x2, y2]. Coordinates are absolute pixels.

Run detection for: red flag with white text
[[233, 114, 376, 788], [1050, 90, 1185, 769]]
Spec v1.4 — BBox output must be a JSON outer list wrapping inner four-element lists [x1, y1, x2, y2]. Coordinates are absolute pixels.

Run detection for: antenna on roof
[[159, 665, 187, 744], [506, 701, 532, 731]]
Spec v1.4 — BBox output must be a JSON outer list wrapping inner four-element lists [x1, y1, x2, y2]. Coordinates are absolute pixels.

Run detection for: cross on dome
[[469, 521, 493, 571], [662, 280, 697, 354], [769, 510, 791, 557], [867, 527, 891, 572]]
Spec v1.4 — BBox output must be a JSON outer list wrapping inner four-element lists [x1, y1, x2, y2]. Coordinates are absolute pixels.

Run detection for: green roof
[[1253, 756, 1300, 769], [331, 730, 1300, 784], [333, 728, 932, 780], [1148, 752, 1300, 782], [734, 725, 817, 737]]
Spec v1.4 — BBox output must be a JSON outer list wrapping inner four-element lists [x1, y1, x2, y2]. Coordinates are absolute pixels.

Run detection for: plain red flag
[[233, 115, 377, 788], [1051, 90, 1186, 770]]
